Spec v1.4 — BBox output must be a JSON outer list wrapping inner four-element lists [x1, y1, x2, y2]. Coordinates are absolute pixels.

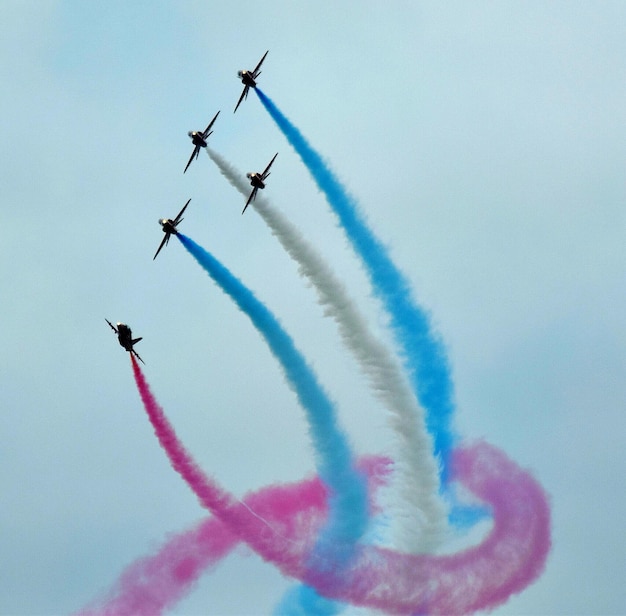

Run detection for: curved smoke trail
[[77, 517, 236, 616], [77, 448, 391, 616], [176, 232, 369, 613], [256, 88, 456, 487], [123, 354, 550, 615], [206, 147, 446, 554]]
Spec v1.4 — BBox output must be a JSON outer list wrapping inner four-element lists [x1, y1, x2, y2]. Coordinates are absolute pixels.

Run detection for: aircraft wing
[[174, 198, 191, 225], [242, 188, 257, 214], [183, 146, 199, 174], [153, 234, 169, 260], [262, 152, 278, 179], [202, 110, 220, 139], [105, 318, 118, 333], [234, 86, 248, 113], [252, 50, 269, 78], [132, 349, 145, 365]]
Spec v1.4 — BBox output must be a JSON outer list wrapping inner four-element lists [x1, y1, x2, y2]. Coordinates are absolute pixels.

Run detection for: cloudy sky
[[1, 1, 625, 614]]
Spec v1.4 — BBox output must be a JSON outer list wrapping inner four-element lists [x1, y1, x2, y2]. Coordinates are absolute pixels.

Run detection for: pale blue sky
[[1, 2, 625, 614]]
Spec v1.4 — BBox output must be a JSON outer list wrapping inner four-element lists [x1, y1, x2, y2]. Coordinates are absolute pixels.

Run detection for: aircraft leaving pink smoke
[[118, 354, 550, 615]]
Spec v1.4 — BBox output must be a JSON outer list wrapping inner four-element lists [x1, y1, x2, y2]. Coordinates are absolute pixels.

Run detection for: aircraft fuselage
[[106, 319, 144, 362], [239, 70, 256, 88], [248, 173, 265, 190], [160, 219, 177, 235], [189, 132, 207, 148], [116, 323, 135, 351]]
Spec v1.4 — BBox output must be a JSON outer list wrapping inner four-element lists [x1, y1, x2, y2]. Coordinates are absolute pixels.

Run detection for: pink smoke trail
[[128, 353, 325, 567], [77, 517, 236, 616], [313, 441, 552, 615], [78, 458, 391, 616], [99, 354, 387, 615], [127, 355, 550, 614]]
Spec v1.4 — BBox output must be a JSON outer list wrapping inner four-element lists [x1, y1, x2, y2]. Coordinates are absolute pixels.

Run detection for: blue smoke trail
[[177, 233, 367, 614], [274, 585, 342, 616], [255, 88, 456, 486]]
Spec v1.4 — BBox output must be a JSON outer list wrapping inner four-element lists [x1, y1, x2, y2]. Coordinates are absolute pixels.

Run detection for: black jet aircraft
[[234, 50, 268, 113], [153, 198, 191, 260], [184, 111, 220, 173], [243, 153, 278, 214], [106, 319, 145, 364]]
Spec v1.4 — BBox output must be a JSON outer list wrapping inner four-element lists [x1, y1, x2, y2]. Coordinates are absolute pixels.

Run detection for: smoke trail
[[255, 88, 456, 486], [77, 518, 236, 616], [78, 453, 391, 616], [127, 353, 366, 614], [176, 232, 366, 544], [314, 440, 551, 615], [176, 233, 369, 612], [125, 355, 551, 615], [128, 352, 326, 575], [207, 147, 446, 553]]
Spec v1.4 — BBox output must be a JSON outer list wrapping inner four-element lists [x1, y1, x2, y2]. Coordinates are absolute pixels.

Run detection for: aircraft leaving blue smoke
[[255, 88, 456, 485], [177, 233, 366, 614]]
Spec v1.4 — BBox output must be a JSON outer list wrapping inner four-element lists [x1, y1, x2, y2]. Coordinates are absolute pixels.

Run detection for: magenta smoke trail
[[77, 518, 236, 616], [78, 455, 391, 616], [127, 354, 550, 614], [125, 354, 382, 612], [128, 353, 316, 563]]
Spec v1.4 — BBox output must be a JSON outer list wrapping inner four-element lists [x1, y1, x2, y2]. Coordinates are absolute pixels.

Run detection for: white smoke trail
[[207, 148, 447, 553]]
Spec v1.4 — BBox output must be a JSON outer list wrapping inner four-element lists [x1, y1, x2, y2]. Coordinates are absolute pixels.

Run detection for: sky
[[1, 1, 625, 614]]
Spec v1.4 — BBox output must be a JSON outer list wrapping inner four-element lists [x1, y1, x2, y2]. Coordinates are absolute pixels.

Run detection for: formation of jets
[[109, 52, 277, 363]]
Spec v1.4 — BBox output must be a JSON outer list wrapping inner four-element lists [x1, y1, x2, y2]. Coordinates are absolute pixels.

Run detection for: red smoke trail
[[77, 518, 236, 616], [129, 354, 321, 566], [78, 460, 390, 616], [115, 355, 388, 613], [320, 441, 552, 615], [126, 355, 550, 614]]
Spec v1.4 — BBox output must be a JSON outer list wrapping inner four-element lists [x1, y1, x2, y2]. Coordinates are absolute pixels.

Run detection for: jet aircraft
[[243, 153, 278, 214], [106, 319, 145, 364], [234, 50, 268, 113], [184, 111, 220, 173], [154, 198, 191, 260]]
